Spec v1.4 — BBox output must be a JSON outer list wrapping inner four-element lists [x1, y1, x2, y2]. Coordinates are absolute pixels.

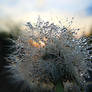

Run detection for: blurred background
[[0, 0, 92, 36]]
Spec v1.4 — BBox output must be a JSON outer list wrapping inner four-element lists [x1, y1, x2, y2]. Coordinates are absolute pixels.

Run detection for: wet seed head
[[7, 18, 92, 91]]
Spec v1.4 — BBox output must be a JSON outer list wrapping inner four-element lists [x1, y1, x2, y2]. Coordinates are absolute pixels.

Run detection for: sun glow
[[28, 39, 46, 48]]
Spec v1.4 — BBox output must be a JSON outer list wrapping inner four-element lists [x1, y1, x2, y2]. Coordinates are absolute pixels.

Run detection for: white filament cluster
[[8, 18, 91, 91]]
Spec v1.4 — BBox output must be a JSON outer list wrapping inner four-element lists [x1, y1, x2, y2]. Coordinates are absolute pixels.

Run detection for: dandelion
[[0, 18, 92, 92]]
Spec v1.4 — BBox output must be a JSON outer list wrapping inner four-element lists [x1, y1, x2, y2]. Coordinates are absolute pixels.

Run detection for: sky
[[86, 1, 92, 16], [0, 0, 92, 19], [0, 0, 92, 37]]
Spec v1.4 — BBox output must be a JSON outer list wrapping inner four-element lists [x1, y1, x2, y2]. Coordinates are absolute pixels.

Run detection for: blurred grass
[[0, 19, 21, 39]]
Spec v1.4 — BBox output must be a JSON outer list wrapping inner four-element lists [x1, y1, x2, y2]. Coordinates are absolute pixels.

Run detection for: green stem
[[56, 81, 64, 92]]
